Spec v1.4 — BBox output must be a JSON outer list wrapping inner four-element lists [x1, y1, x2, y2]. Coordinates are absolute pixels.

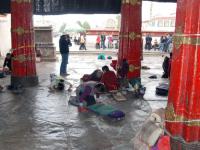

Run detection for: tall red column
[[165, 0, 200, 148], [118, 0, 142, 84], [11, 0, 38, 86]]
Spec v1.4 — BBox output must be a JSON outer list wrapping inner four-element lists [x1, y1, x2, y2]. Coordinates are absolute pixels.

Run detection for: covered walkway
[[0, 54, 167, 149]]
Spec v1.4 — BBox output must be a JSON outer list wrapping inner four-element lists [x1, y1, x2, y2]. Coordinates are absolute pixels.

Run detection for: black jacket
[[59, 36, 72, 54], [3, 57, 11, 70]]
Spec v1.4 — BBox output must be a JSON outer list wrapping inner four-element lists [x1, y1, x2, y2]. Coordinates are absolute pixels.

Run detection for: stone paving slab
[[0, 54, 167, 150]]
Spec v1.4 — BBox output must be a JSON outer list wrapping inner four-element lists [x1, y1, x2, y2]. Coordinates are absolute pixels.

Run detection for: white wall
[[0, 15, 11, 57]]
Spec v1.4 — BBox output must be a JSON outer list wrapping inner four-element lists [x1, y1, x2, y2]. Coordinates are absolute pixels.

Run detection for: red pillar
[[11, 0, 38, 86], [165, 0, 200, 147], [118, 0, 142, 84]]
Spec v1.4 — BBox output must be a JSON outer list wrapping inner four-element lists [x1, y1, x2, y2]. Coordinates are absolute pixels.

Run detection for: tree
[[76, 21, 91, 30], [76, 21, 83, 28], [82, 21, 91, 30], [116, 15, 121, 29], [59, 23, 67, 34]]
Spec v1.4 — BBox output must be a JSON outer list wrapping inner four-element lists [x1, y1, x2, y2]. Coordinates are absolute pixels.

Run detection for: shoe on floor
[[60, 73, 70, 77]]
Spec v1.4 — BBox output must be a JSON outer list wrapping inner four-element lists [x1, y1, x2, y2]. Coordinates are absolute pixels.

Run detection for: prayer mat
[[87, 103, 125, 119], [69, 97, 125, 119]]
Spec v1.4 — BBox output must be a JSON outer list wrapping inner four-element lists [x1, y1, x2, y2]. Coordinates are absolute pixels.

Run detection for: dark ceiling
[[0, 0, 176, 14]]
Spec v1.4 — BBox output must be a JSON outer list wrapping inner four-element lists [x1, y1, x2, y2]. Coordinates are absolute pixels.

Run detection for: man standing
[[79, 35, 87, 50], [145, 34, 152, 50], [100, 34, 106, 49], [59, 34, 72, 76]]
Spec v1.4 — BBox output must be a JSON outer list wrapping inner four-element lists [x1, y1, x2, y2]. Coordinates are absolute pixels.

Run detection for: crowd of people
[[144, 33, 173, 79], [73, 33, 117, 50], [95, 34, 114, 49], [76, 60, 130, 107], [145, 34, 173, 53], [0, 33, 173, 95]]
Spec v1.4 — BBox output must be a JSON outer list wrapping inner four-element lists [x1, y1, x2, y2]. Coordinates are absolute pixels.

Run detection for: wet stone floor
[[0, 54, 168, 150]]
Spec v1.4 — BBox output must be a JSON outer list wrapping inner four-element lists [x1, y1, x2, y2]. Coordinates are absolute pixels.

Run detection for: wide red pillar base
[[170, 138, 200, 150], [11, 76, 38, 87]]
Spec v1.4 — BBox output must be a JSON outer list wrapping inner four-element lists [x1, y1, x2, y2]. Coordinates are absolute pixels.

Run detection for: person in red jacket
[[96, 35, 101, 49], [101, 65, 119, 91]]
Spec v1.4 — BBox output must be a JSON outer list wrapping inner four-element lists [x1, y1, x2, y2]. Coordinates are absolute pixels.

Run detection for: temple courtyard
[[0, 52, 168, 150]]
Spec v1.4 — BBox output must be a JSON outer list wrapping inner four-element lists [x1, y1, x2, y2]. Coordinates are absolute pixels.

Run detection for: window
[[164, 20, 170, 27], [151, 21, 155, 27], [157, 20, 164, 27], [170, 19, 175, 27]]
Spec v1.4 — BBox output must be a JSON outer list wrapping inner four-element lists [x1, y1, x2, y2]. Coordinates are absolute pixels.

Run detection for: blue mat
[[69, 96, 125, 119], [87, 103, 125, 119]]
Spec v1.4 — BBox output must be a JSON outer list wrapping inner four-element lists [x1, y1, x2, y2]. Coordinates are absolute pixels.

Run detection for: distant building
[[142, 13, 175, 36], [105, 18, 116, 29]]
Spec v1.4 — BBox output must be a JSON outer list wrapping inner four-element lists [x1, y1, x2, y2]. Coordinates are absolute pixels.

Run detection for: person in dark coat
[[59, 34, 72, 76], [117, 59, 129, 88], [3, 53, 12, 71], [119, 59, 129, 78], [162, 56, 169, 78], [145, 34, 152, 50], [100, 35, 106, 49], [162, 53, 172, 78], [168, 52, 172, 78]]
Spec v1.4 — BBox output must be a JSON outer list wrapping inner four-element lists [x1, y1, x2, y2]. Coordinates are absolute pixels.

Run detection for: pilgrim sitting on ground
[[162, 53, 172, 78], [76, 81, 106, 106], [3, 53, 12, 73], [100, 65, 119, 91], [81, 69, 103, 82], [117, 59, 129, 88]]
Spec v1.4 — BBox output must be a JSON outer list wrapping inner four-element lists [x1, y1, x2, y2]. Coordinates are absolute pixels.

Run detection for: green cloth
[[97, 54, 106, 60], [87, 103, 117, 115], [107, 56, 112, 59]]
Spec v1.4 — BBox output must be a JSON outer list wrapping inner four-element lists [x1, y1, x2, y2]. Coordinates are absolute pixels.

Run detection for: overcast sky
[[142, 1, 176, 20], [34, 1, 177, 29]]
